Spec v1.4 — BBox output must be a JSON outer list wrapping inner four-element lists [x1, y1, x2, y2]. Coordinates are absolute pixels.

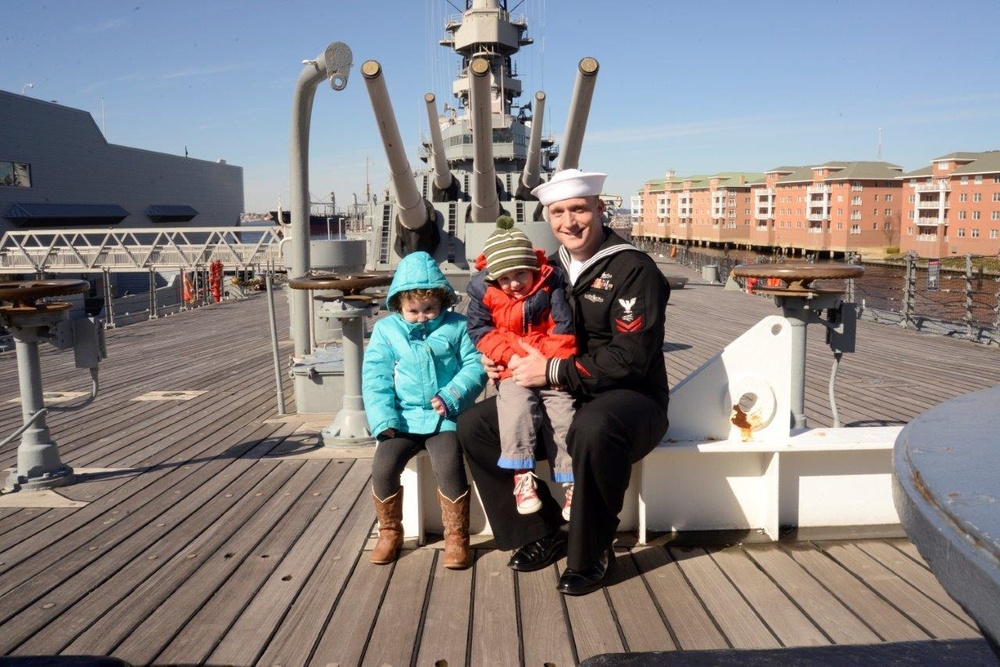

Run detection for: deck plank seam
[[777, 542, 890, 643], [633, 547, 686, 651], [705, 546, 806, 649], [819, 541, 976, 639], [736, 544, 839, 646], [666, 547, 735, 650]]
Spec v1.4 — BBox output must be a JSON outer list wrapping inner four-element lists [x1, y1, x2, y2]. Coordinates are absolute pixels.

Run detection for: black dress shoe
[[507, 529, 567, 572], [557, 548, 616, 595]]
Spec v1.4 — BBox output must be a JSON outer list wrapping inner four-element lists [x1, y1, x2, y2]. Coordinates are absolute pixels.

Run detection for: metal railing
[[639, 240, 1000, 346], [0, 226, 284, 274]]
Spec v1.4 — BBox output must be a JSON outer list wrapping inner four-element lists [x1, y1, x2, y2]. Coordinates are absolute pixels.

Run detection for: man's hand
[[509, 342, 548, 388]]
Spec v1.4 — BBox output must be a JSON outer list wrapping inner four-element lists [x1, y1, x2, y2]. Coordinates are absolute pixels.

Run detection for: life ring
[[745, 277, 758, 294]]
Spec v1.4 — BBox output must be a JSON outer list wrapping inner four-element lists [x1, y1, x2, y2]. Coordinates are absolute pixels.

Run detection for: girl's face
[[400, 294, 442, 323]]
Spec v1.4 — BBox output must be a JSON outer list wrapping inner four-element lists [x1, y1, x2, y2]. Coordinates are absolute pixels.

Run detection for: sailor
[[458, 169, 671, 595]]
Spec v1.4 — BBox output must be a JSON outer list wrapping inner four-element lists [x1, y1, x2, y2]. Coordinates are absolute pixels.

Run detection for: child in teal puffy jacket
[[361, 251, 486, 569]]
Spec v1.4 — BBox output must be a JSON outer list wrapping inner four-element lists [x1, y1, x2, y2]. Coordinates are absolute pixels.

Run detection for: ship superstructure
[[353, 0, 598, 273]]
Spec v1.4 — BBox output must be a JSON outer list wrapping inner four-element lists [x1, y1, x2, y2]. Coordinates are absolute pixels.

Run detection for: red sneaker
[[513, 471, 542, 514]]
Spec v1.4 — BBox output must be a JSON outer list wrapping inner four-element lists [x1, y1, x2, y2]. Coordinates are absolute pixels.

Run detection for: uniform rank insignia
[[615, 297, 643, 333]]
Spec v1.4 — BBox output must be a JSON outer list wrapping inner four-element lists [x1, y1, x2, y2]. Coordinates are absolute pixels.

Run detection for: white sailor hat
[[531, 168, 607, 205]]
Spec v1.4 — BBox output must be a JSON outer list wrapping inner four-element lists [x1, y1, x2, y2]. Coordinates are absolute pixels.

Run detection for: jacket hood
[[386, 251, 455, 303]]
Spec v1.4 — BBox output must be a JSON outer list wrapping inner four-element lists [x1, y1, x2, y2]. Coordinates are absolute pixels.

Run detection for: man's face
[[547, 196, 604, 260]]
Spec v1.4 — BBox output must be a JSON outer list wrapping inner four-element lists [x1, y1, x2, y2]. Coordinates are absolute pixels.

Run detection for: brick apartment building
[[902, 151, 1000, 258], [634, 151, 1000, 259]]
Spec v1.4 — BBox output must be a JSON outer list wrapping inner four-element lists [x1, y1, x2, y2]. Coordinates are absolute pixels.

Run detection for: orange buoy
[[669, 245, 677, 259]]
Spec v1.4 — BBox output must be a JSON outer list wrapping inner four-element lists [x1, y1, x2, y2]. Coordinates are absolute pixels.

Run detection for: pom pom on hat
[[530, 168, 607, 205], [483, 215, 538, 280]]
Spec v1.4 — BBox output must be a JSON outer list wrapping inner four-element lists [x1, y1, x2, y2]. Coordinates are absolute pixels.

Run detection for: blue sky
[[6, 0, 1000, 214]]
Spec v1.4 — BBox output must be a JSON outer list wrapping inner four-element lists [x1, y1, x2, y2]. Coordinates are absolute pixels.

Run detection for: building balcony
[[806, 184, 831, 195], [916, 216, 945, 226], [916, 199, 949, 209], [806, 212, 828, 222], [915, 181, 950, 192]]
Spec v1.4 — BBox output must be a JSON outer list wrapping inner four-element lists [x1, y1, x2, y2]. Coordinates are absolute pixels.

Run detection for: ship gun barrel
[[424, 93, 458, 201], [361, 60, 432, 231], [517, 91, 546, 198], [558, 57, 599, 171], [469, 57, 501, 222]]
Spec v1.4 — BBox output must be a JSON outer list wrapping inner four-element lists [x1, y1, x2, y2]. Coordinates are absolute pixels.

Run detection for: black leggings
[[371, 431, 468, 500]]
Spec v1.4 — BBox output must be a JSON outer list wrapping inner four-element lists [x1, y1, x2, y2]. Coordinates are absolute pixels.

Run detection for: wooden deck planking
[[306, 545, 391, 667], [709, 545, 829, 647], [562, 562, 626, 662], [413, 549, 475, 667], [668, 546, 781, 650], [518, 565, 579, 666], [856, 539, 974, 622], [630, 546, 729, 651], [121, 460, 330, 665], [9, 458, 283, 656], [361, 548, 437, 667], [603, 552, 678, 653], [207, 459, 368, 666], [782, 542, 933, 643], [0, 272, 995, 664], [741, 542, 882, 645], [469, 548, 522, 666], [821, 542, 978, 639], [254, 471, 376, 666]]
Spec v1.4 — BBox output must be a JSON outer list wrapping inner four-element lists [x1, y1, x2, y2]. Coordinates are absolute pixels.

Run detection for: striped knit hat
[[483, 216, 538, 281]]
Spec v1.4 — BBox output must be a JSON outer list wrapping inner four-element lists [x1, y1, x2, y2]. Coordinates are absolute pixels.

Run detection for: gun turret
[[424, 93, 459, 201], [362, 60, 438, 256], [558, 57, 599, 171], [516, 91, 546, 199], [469, 57, 500, 223]]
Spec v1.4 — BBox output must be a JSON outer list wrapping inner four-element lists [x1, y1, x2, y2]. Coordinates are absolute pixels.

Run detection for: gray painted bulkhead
[[0, 90, 244, 235]]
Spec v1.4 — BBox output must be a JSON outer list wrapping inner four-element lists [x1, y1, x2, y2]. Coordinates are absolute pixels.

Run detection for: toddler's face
[[400, 294, 442, 323], [496, 268, 536, 298]]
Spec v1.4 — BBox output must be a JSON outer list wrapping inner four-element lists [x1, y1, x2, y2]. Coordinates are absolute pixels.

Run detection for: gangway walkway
[[0, 226, 284, 275]]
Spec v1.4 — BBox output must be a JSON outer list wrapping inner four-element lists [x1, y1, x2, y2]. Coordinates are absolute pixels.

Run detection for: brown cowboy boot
[[438, 488, 472, 570], [370, 488, 404, 564]]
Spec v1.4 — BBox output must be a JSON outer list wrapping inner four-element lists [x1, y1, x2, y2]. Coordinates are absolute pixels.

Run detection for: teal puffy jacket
[[361, 252, 486, 437]]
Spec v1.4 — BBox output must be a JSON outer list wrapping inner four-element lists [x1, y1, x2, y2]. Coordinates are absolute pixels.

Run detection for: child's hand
[[482, 354, 504, 382], [431, 396, 447, 417], [380, 428, 396, 439]]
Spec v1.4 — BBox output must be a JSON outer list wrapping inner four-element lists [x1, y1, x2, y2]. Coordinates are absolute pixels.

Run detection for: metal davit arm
[[289, 42, 353, 359]]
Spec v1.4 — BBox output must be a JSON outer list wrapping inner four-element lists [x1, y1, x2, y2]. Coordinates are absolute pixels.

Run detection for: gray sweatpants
[[495, 378, 576, 483]]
